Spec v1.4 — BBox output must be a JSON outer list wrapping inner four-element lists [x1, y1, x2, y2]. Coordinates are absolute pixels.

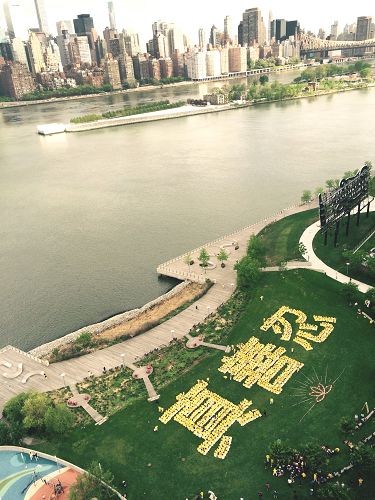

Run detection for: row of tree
[[296, 61, 372, 83], [71, 100, 185, 123], [21, 84, 113, 101]]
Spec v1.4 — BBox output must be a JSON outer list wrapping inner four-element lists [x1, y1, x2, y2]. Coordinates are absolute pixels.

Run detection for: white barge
[[37, 123, 66, 135]]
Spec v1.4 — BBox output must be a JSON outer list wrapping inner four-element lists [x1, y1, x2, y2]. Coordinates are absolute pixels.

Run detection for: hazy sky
[[1, 0, 374, 46]]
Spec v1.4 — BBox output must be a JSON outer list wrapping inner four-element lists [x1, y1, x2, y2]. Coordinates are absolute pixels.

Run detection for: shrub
[[45, 404, 75, 435]]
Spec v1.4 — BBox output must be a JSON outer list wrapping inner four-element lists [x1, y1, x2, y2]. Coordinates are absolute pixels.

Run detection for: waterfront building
[[27, 30, 45, 74], [56, 20, 74, 37], [0, 61, 36, 98], [159, 57, 173, 78], [34, 0, 49, 35], [228, 46, 247, 73], [148, 58, 161, 80], [219, 47, 229, 74], [103, 53, 121, 88], [206, 50, 221, 77], [241, 8, 266, 46], [198, 28, 205, 50], [108, 1, 117, 31], [171, 49, 185, 77], [186, 51, 206, 79]]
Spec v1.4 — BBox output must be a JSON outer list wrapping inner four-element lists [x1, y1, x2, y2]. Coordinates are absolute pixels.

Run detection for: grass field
[[36, 270, 375, 499], [313, 212, 375, 287], [258, 209, 318, 265]]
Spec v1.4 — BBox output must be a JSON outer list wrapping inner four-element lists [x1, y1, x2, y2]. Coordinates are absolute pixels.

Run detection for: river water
[[1, 70, 375, 350]]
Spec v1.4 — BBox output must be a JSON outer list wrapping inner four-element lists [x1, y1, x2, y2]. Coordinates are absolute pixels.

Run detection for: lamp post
[[170, 329, 175, 341], [120, 353, 125, 369], [346, 262, 350, 276], [60, 372, 66, 387]]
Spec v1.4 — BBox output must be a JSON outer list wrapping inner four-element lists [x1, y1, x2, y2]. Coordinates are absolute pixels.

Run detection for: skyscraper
[[3, 1, 15, 39], [198, 28, 205, 49], [241, 8, 266, 46], [330, 21, 339, 40], [356, 16, 372, 40], [56, 20, 74, 36], [108, 2, 117, 31], [34, 0, 49, 34], [74, 14, 94, 35], [224, 15, 232, 44]]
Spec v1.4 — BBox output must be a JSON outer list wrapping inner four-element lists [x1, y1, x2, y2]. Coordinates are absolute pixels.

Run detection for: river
[[1, 69, 375, 350]]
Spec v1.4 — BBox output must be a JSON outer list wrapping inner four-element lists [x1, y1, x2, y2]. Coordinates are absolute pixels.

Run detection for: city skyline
[[0, 0, 374, 46]]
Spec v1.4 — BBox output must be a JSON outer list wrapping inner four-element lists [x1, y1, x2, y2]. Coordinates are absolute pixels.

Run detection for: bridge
[[299, 34, 375, 56]]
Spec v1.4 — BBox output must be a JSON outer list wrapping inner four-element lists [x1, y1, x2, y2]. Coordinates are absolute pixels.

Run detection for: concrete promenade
[[0, 201, 317, 415]]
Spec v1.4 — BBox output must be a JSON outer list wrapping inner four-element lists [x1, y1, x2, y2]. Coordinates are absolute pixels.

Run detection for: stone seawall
[[29, 281, 189, 358]]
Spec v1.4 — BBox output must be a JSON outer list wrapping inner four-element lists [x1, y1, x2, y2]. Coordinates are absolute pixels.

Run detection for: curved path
[[299, 202, 374, 293], [0, 201, 317, 416]]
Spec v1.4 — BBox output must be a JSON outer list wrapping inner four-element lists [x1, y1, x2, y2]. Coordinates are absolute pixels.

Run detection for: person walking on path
[[265, 482, 270, 491], [273, 491, 278, 498]]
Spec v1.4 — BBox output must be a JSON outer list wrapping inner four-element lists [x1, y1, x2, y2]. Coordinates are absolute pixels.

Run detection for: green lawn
[[36, 271, 375, 499], [313, 213, 375, 287], [259, 209, 318, 265]]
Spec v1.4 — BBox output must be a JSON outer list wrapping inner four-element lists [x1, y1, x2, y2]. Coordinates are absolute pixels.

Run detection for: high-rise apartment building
[[11, 38, 28, 66], [206, 50, 221, 77], [228, 46, 247, 72], [198, 28, 205, 49], [271, 19, 286, 42], [120, 31, 141, 57], [27, 30, 45, 74], [0, 62, 36, 98], [108, 2, 117, 31], [209, 25, 220, 46], [286, 20, 300, 38], [117, 52, 135, 83], [330, 21, 339, 40], [103, 53, 121, 88], [219, 47, 229, 74], [241, 8, 266, 46], [76, 36, 92, 65], [159, 57, 173, 78], [186, 51, 206, 79], [56, 30, 71, 67], [34, 0, 49, 34]]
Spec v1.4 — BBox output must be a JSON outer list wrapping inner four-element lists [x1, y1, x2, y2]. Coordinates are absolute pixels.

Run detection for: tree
[[198, 248, 210, 272], [301, 442, 328, 470], [247, 235, 266, 265], [259, 75, 269, 85], [22, 393, 52, 432], [183, 252, 193, 272], [364, 287, 375, 306], [268, 439, 294, 465], [0, 421, 11, 445], [360, 67, 372, 79], [342, 249, 366, 273], [325, 179, 335, 190], [3, 392, 30, 425], [45, 404, 75, 435], [301, 190, 312, 204], [69, 461, 116, 500], [340, 281, 359, 305], [234, 256, 262, 290], [315, 186, 324, 197], [217, 248, 229, 268], [298, 242, 307, 258], [351, 444, 375, 474], [339, 416, 355, 435]]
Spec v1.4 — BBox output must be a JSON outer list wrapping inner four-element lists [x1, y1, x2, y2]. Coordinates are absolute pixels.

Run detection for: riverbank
[[30, 281, 209, 360], [0, 64, 306, 109], [64, 82, 375, 133]]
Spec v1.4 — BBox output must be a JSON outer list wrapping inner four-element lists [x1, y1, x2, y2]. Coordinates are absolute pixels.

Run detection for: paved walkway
[[0, 201, 317, 416], [299, 202, 374, 293]]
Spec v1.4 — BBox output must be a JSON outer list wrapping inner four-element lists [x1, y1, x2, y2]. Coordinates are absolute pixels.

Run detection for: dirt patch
[[98, 282, 206, 341]]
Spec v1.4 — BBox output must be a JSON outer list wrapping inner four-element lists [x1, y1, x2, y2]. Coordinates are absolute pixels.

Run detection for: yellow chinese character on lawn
[[260, 306, 336, 350], [218, 336, 304, 394], [159, 380, 261, 459]]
